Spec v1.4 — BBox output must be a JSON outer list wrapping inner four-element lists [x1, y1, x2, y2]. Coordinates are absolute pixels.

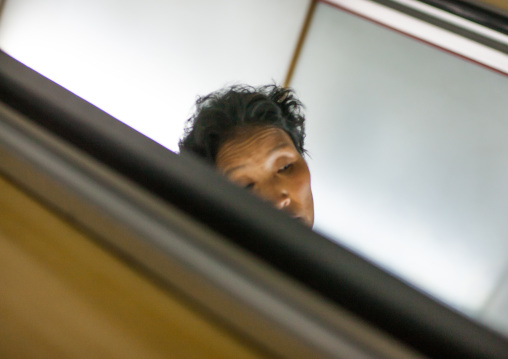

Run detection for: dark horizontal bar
[[418, 0, 508, 35], [1, 49, 508, 358]]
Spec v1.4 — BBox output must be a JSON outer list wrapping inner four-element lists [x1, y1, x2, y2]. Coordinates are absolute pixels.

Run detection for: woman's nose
[[274, 195, 290, 210], [257, 180, 290, 210]]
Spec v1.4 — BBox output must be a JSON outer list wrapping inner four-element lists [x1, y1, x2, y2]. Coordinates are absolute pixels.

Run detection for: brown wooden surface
[[477, 0, 508, 12], [0, 174, 268, 359]]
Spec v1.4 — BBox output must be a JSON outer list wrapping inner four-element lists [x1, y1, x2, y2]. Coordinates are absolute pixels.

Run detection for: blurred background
[[2, 0, 508, 337]]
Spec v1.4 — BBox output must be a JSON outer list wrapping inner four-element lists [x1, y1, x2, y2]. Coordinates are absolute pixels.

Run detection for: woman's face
[[216, 126, 314, 227]]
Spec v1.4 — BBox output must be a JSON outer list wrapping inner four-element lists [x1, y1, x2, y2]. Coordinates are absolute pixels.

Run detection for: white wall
[[291, 2, 508, 322], [0, 0, 309, 151]]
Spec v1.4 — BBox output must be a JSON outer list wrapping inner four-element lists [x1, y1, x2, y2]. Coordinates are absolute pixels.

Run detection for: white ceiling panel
[[291, 2, 508, 318], [0, 0, 310, 151]]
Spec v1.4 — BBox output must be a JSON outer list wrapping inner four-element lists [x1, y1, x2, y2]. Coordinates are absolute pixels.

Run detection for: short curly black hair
[[179, 84, 306, 164]]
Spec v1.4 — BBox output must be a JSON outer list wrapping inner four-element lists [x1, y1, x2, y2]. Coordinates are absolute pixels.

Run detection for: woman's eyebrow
[[223, 143, 291, 176], [224, 165, 245, 176], [268, 143, 291, 155]]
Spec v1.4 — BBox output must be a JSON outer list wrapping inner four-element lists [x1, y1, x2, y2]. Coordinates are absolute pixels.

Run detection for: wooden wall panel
[[0, 174, 267, 359]]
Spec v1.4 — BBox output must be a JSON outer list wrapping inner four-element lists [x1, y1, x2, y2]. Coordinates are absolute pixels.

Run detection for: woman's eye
[[278, 163, 293, 173]]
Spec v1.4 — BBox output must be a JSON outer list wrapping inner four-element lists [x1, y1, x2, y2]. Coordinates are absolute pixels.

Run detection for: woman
[[179, 84, 314, 227]]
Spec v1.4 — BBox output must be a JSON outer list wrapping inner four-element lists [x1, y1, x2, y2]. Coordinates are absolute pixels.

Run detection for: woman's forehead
[[216, 127, 295, 169]]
